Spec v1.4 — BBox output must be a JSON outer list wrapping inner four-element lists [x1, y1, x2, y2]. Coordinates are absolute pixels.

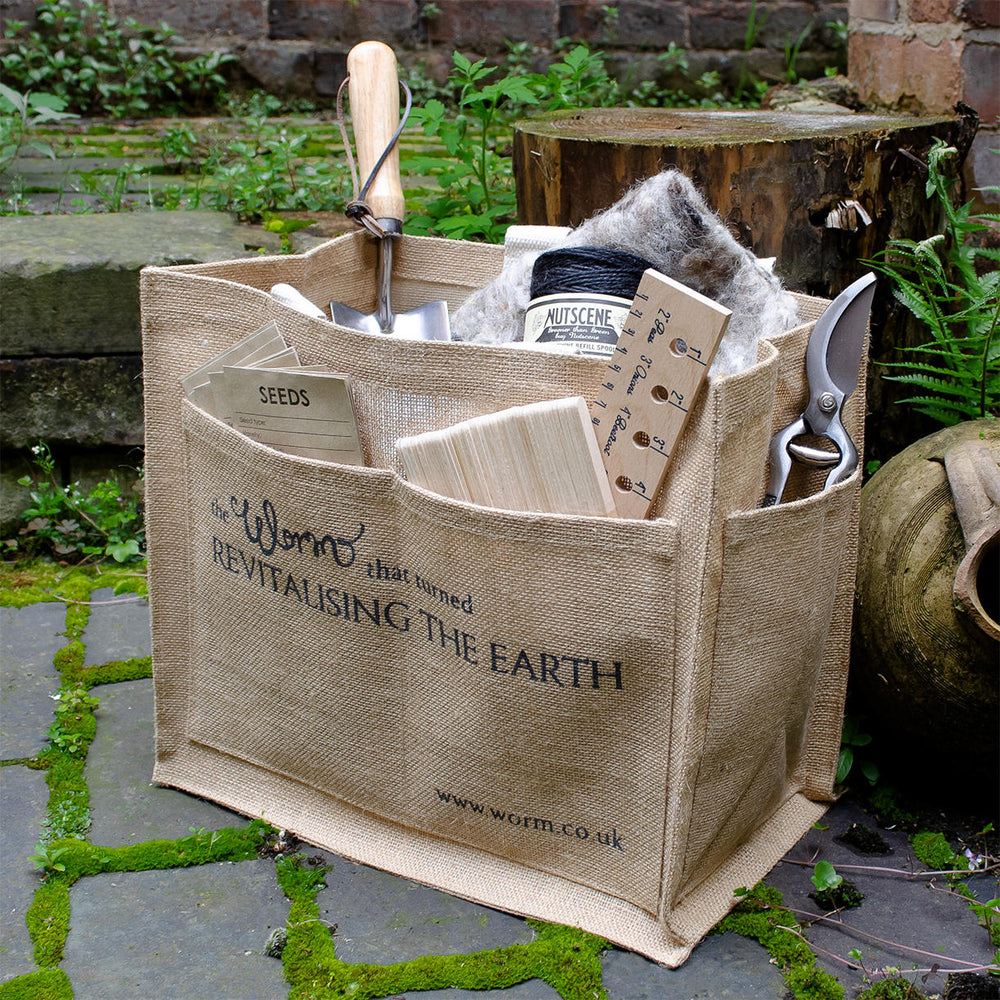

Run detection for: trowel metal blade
[[329, 302, 384, 336], [329, 299, 452, 341]]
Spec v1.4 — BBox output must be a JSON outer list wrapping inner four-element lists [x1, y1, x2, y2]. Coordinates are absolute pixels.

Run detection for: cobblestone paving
[[1, 575, 995, 999]]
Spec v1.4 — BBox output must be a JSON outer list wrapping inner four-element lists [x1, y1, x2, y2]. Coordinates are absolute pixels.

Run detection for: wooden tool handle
[[347, 40, 404, 223]]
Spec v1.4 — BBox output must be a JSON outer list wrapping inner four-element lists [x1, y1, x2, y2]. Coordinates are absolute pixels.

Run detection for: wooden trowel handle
[[347, 40, 405, 223]]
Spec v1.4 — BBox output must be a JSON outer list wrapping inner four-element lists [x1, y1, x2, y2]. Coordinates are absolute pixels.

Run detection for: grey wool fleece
[[450, 168, 800, 376]]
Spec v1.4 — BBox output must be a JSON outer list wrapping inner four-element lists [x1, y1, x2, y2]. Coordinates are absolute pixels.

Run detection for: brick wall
[[0, 0, 849, 98], [848, 0, 999, 205]]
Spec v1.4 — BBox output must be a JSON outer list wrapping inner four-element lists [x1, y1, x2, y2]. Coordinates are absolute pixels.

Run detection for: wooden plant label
[[590, 269, 731, 519]]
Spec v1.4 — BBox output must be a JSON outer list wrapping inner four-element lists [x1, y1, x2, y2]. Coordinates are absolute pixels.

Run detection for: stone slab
[[312, 850, 534, 965], [62, 861, 289, 1000], [601, 932, 787, 998], [0, 355, 145, 450], [0, 211, 260, 357], [81, 589, 151, 666], [0, 764, 48, 984], [0, 601, 66, 759], [85, 679, 247, 847], [765, 797, 998, 995], [377, 980, 562, 999]]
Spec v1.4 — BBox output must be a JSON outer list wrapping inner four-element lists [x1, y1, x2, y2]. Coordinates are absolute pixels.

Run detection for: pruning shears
[[763, 272, 877, 506]]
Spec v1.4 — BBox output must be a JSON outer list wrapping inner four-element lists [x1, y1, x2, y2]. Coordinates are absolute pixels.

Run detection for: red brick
[[901, 35, 963, 113], [851, 32, 965, 112], [909, 0, 959, 23], [111, 0, 268, 39], [848, 30, 904, 104], [962, 41, 1000, 124], [429, 0, 557, 53]]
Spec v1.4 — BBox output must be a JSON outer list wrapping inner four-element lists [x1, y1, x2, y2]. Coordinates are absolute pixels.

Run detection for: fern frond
[[883, 373, 983, 400]]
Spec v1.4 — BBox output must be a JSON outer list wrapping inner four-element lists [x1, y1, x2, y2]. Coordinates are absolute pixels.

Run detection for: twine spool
[[524, 246, 655, 357]]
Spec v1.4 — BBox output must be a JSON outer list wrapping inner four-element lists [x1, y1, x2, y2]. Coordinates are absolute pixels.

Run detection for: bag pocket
[[676, 473, 859, 896], [180, 400, 680, 916]]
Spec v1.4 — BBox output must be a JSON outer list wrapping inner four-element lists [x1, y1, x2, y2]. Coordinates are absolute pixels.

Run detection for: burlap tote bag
[[140, 231, 862, 967]]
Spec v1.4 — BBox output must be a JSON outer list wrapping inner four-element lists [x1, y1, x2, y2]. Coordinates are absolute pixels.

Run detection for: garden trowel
[[330, 41, 451, 341]]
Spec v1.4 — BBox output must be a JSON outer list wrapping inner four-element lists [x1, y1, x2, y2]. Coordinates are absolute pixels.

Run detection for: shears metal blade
[[763, 272, 877, 506]]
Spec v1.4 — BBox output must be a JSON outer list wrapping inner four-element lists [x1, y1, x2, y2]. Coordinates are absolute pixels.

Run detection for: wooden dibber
[[590, 269, 731, 519]]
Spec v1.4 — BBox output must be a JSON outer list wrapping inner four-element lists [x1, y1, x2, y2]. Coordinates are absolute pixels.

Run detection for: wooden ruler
[[589, 269, 731, 519]]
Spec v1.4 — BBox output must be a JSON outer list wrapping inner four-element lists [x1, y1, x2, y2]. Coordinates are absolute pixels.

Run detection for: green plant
[[810, 861, 865, 911], [855, 973, 926, 999], [527, 43, 618, 110], [824, 20, 849, 76], [28, 841, 71, 876], [785, 24, 812, 83], [1, 0, 234, 118], [811, 859, 843, 893], [408, 51, 538, 242], [867, 140, 1000, 425], [6, 442, 145, 564], [73, 161, 149, 212], [52, 683, 99, 717], [201, 114, 345, 221], [837, 714, 879, 786], [41, 791, 92, 843], [0, 83, 76, 176], [46, 724, 87, 757], [734, 0, 770, 105]]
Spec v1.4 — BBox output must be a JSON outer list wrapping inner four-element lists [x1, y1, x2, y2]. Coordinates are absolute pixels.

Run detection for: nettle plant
[[867, 140, 999, 426], [1, 0, 233, 118], [6, 442, 145, 564]]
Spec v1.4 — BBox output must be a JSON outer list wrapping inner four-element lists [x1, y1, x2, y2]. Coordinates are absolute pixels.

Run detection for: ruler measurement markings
[[589, 268, 731, 519]]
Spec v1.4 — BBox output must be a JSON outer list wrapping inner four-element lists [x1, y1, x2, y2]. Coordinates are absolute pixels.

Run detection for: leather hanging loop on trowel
[[331, 41, 451, 340]]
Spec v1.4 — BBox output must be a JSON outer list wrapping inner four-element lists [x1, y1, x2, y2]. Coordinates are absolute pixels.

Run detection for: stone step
[[0, 210, 328, 533]]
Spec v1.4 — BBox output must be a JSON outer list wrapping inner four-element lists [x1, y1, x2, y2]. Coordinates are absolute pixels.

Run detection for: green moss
[[0, 561, 148, 607], [277, 855, 608, 1000], [911, 831, 958, 871], [74, 655, 152, 686], [714, 885, 844, 1000], [26, 880, 71, 967], [0, 967, 73, 1000], [855, 976, 926, 999], [51, 640, 84, 678]]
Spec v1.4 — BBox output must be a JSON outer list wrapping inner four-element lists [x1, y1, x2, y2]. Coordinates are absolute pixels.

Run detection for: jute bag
[[140, 232, 862, 967]]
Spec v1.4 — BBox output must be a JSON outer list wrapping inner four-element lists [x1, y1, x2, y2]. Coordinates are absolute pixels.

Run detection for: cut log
[[513, 108, 972, 460]]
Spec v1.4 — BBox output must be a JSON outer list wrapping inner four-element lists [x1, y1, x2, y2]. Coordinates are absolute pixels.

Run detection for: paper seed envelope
[[212, 366, 363, 466]]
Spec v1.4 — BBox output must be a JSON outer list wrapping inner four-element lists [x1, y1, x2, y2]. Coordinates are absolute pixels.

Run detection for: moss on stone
[[0, 561, 147, 607], [276, 854, 609, 1000], [51, 641, 84, 678], [0, 967, 73, 1000], [26, 880, 71, 967], [855, 977, 927, 999], [72, 655, 152, 686], [713, 884, 844, 1000]]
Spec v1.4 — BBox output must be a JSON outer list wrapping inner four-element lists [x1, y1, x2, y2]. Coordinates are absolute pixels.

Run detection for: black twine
[[530, 246, 656, 300]]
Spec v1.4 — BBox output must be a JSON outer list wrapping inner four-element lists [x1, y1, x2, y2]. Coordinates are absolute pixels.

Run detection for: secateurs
[[763, 271, 877, 506]]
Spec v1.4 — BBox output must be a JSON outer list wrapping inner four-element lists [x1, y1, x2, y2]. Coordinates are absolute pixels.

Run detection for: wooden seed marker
[[590, 269, 731, 519]]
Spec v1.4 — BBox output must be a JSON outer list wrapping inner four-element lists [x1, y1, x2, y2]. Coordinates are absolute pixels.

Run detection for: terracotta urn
[[852, 419, 998, 795]]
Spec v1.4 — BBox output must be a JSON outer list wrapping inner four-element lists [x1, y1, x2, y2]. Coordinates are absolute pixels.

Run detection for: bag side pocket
[[677, 473, 859, 896]]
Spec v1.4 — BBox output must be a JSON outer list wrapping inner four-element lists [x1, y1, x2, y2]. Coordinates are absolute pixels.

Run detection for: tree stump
[[513, 108, 973, 461]]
